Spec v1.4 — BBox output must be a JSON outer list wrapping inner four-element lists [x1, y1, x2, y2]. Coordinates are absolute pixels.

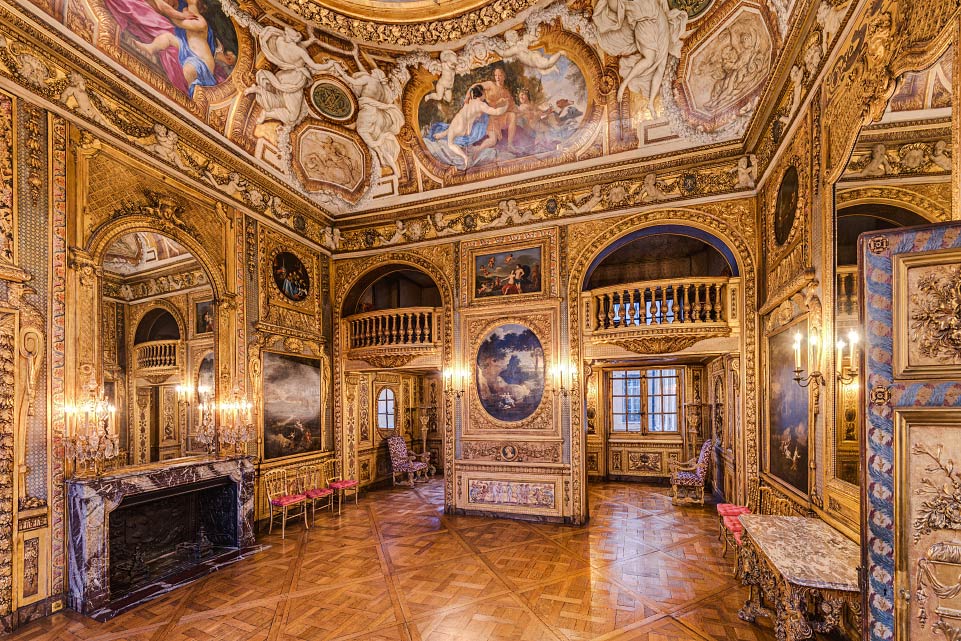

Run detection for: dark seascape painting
[[474, 247, 542, 299], [475, 323, 545, 422], [767, 321, 809, 495], [263, 352, 322, 460]]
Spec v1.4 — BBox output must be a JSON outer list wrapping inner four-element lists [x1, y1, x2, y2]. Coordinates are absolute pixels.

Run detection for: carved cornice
[[276, 0, 541, 47], [594, 328, 731, 355]]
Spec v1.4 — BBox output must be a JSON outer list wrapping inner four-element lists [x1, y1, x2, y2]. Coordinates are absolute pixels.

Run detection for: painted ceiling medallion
[[308, 79, 356, 122]]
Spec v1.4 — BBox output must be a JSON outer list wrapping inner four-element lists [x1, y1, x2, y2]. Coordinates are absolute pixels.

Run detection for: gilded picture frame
[[460, 227, 558, 307], [762, 314, 812, 501]]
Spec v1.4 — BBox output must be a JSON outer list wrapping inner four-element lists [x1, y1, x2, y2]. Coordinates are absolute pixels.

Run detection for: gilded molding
[[836, 183, 952, 223]]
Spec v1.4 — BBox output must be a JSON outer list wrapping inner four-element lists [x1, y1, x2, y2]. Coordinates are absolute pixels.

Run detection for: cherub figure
[[496, 29, 562, 71], [424, 50, 461, 103]]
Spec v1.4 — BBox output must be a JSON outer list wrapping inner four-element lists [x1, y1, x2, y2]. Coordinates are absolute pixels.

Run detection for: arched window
[[377, 389, 396, 430]]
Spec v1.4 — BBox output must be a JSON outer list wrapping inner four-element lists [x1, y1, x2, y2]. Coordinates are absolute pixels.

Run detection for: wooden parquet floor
[[4, 479, 844, 641]]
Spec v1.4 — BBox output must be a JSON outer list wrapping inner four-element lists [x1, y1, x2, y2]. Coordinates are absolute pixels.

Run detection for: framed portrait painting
[[262, 351, 323, 460], [764, 316, 810, 498], [194, 300, 214, 336], [462, 229, 557, 306]]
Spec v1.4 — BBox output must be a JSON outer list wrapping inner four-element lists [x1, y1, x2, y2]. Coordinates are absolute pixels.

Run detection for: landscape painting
[[766, 320, 809, 496], [474, 247, 542, 299], [419, 56, 587, 170], [475, 323, 545, 423], [101, 0, 238, 98], [262, 351, 323, 460]]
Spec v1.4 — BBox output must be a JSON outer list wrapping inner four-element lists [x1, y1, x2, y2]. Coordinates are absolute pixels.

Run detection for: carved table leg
[[778, 586, 814, 641]]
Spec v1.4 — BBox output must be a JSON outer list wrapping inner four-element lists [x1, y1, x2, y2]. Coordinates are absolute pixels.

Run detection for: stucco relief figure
[[60, 73, 111, 127], [816, 0, 848, 56], [135, 123, 188, 170], [566, 184, 603, 214], [320, 225, 341, 251], [491, 199, 535, 225], [859, 143, 893, 177], [246, 26, 334, 127], [932, 140, 952, 171], [642, 172, 669, 201], [735, 154, 757, 188], [778, 65, 804, 127], [423, 50, 462, 103], [496, 29, 563, 71], [699, 28, 764, 112], [592, 0, 687, 108], [335, 64, 405, 177]]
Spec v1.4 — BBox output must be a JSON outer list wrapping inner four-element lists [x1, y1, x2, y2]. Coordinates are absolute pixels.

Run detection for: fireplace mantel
[[67, 456, 256, 619]]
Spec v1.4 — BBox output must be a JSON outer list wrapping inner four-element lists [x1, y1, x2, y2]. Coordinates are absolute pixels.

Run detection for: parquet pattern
[[4, 479, 845, 641]]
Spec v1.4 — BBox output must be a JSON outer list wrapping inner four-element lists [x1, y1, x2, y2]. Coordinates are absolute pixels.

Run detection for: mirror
[[101, 231, 215, 467], [831, 47, 952, 487]]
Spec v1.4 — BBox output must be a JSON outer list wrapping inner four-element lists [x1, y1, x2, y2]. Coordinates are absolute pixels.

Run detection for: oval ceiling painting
[[420, 53, 587, 171], [475, 323, 545, 423]]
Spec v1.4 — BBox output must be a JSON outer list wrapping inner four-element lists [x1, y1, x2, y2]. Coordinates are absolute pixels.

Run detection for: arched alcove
[[341, 265, 442, 316], [133, 308, 181, 344]]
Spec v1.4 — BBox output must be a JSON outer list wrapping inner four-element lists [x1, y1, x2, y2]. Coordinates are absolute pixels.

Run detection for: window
[[377, 388, 396, 430], [610, 368, 680, 434]]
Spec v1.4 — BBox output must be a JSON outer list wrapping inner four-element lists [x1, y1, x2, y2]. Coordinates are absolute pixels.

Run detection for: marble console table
[[736, 514, 861, 641], [67, 456, 257, 620]]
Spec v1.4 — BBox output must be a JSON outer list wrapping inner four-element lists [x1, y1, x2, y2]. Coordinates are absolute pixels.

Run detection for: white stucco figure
[[321, 225, 342, 251], [335, 64, 405, 178], [496, 29, 563, 71], [567, 184, 603, 214], [592, 0, 688, 109], [736, 155, 757, 189], [932, 140, 952, 171], [778, 65, 804, 128], [423, 50, 461, 103], [139, 124, 187, 170], [491, 199, 535, 226], [387, 220, 407, 244], [61, 73, 111, 127], [816, 0, 848, 56], [859, 143, 893, 177], [642, 172, 669, 201], [245, 26, 333, 126]]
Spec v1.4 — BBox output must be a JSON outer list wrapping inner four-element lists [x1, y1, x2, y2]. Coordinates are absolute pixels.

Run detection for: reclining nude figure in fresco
[[430, 84, 508, 167]]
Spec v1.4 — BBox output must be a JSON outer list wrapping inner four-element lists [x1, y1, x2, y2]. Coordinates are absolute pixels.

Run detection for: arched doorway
[[100, 230, 218, 466], [339, 265, 446, 490]]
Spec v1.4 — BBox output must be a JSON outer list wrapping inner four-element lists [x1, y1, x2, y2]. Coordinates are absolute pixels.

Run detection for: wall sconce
[[443, 367, 469, 399], [65, 382, 119, 477], [550, 361, 575, 398], [836, 330, 860, 385], [178, 382, 217, 454], [793, 330, 825, 390]]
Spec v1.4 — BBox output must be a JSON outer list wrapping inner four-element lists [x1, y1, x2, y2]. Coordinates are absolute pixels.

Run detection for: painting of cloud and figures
[[419, 56, 587, 170], [476, 323, 545, 423], [263, 352, 323, 460], [101, 0, 238, 97], [767, 322, 809, 496]]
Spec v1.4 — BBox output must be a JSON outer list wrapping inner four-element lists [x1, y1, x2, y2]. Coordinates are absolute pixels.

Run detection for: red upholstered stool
[[717, 504, 751, 555]]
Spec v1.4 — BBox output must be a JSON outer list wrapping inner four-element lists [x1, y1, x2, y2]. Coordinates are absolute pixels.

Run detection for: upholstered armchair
[[386, 435, 429, 487], [669, 438, 714, 505]]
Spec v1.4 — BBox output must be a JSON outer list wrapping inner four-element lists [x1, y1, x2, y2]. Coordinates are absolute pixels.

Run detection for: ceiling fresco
[[35, 0, 810, 219], [102, 231, 192, 274]]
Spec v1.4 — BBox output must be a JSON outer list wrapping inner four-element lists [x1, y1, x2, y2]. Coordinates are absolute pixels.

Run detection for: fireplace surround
[[67, 457, 256, 620]]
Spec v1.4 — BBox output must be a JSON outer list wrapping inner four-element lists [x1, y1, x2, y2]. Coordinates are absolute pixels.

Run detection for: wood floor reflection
[[6, 479, 840, 641]]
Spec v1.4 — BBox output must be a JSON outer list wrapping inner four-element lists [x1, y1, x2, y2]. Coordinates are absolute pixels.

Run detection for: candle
[[836, 339, 846, 374], [793, 332, 802, 370], [809, 334, 820, 372], [848, 330, 859, 370]]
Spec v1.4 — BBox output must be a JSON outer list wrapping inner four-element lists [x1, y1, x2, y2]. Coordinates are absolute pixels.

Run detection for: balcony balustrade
[[135, 340, 179, 371], [582, 277, 739, 354]]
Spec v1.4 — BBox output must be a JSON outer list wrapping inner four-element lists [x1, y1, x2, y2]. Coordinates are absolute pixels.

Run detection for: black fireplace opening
[[108, 476, 239, 597]]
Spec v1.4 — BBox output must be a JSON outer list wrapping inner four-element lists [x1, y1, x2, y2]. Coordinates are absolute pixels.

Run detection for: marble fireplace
[[67, 457, 257, 620]]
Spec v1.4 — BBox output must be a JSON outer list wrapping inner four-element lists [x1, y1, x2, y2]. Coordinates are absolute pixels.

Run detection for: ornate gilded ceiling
[[10, 0, 845, 231]]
